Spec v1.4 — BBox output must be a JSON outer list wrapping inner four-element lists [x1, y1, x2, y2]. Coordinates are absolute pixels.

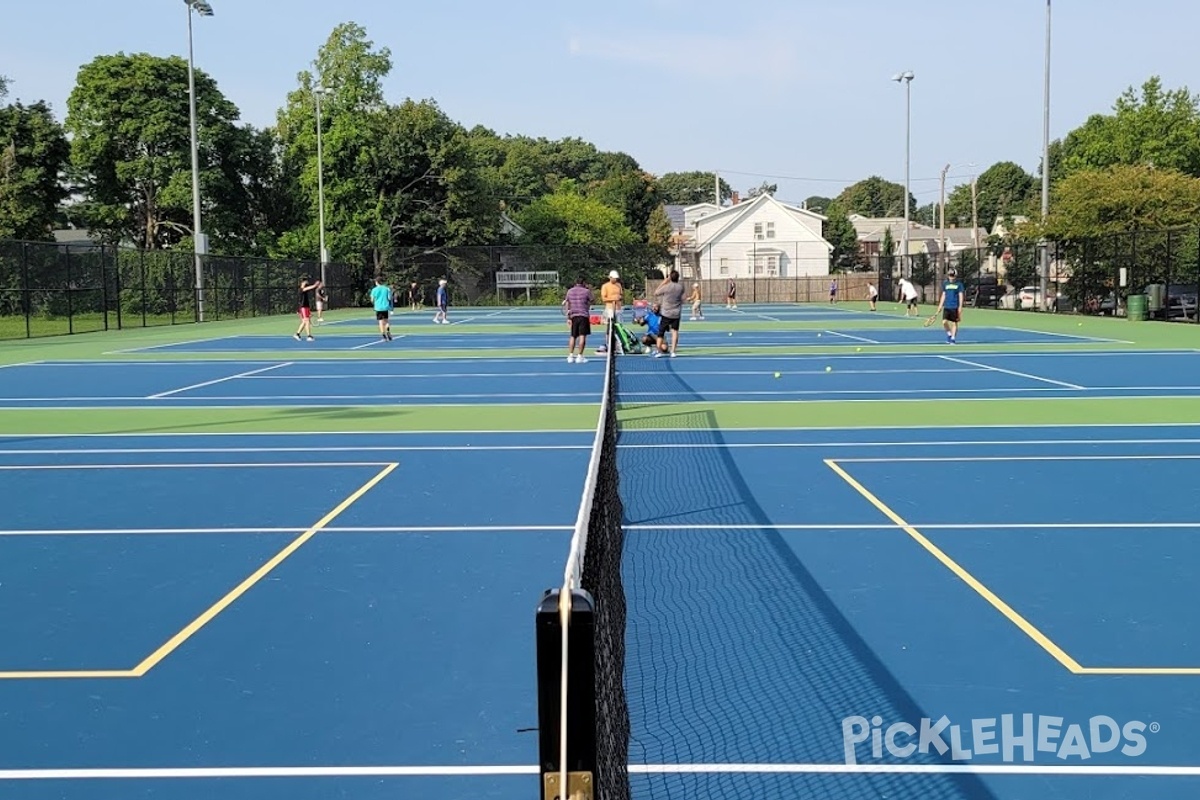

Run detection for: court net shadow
[[614, 358, 997, 799]]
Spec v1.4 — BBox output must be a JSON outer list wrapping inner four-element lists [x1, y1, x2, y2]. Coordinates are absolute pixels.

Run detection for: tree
[[274, 23, 393, 263], [1043, 164, 1200, 240], [944, 161, 1036, 234], [646, 204, 673, 254], [656, 171, 731, 205], [835, 176, 915, 218], [803, 195, 832, 214], [1054, 77, 1200, 179], [65, 53, 253, 250], [0, 100, 70, 240], [513, 182, 638, 247], [588, 168, 660, 240], [822, 200, 860, 272], [0, 76, 8, 100], [746, 181, 777, 198]]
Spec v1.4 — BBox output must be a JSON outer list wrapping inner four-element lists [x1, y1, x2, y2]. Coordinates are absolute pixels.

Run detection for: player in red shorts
[[293, 277, 320, 341]]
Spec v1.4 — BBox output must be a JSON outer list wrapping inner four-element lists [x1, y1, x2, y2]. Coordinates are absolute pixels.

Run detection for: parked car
[[1017, 286, 1043, 310]]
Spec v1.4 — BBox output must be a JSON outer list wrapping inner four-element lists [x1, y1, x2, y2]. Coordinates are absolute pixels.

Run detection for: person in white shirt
[[897, 277, 920, 316], [867, 283, 878, 311]]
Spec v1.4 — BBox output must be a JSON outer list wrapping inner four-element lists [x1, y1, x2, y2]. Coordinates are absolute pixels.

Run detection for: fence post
[[101, 245, 111, 331], [65, 246, 74, 335], [21, 241, 31, 339]]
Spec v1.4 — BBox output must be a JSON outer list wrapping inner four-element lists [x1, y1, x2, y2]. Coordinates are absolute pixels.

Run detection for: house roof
[[664, 204, 687, 231], [695, 193, 833, 254]]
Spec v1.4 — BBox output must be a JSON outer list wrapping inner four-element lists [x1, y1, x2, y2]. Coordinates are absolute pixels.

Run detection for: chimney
[[731, 191, 740, 205]]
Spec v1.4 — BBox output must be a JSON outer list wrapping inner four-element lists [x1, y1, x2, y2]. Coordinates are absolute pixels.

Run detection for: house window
[[753, 256, 764, 275], [766, 221, 775, 239], [754, 223, 763, 240], [719, 258, 729, 276], [767, 256, 778, 276]]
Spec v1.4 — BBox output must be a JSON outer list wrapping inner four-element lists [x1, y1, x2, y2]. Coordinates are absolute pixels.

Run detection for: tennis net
[[536, 321, 631, 800]]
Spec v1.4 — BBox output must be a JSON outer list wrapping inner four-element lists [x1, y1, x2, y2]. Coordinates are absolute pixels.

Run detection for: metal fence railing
[[0, 239, 363, 340], [865, 227, 1200, 322]]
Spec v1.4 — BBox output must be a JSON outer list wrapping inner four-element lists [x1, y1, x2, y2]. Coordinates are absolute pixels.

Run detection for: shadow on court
[[615, 356, 996, 799]]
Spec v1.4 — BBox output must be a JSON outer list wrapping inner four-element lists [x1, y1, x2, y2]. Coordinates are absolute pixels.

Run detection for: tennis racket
[[922, 313, 938, 328]]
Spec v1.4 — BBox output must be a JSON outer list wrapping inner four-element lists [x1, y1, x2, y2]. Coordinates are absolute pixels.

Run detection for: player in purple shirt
[[562, 276, 594, 364]]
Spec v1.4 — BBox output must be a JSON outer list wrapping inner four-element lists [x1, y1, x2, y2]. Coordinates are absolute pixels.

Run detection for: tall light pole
[[184, 0, 212, 322], [893, 71, 914, 277], [939, 162, 976, 264], [1040, 0, 1052, 308], [314, 85, 330, 286]]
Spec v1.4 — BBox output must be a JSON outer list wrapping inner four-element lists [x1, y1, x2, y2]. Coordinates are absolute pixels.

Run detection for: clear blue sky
[[4, 0, 1196, 206]]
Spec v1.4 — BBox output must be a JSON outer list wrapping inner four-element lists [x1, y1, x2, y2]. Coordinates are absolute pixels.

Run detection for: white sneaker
[[670, 352, 677, 358], [576, 356, 588, 364], [567, 354, 575, 363], [654, 351, 663, 358]]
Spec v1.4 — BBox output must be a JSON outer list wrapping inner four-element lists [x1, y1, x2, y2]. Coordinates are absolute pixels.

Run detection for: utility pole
[[939, 163, 950, 272], [1040, 0, 1052, 308]]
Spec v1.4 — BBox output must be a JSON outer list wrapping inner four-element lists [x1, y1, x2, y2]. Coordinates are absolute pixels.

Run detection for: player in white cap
[[688, 281, 704, 320]]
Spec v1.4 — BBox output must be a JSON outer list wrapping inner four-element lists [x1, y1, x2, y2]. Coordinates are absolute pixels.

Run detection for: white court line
[[350, 338, 386, 350], [838, 454, 1200, 463], [2, 763, 1199, 780], [450, 310, 508, 326], [146, 363, 294, 399], [0, 525, 572, 537], [616, 437, 1200, 449], [624, 522, 1200, 531], [0, 428, 593, 438], [3, 437, 1200, 455], [242, 367, 982, 380], [992, 325, 1133, 345], [823, 330, 879, 344], [0, 462, 392, 470], [0, 361, 42, 369], [0, 444, 591, 455], [937, 355, 1085, 390], [105, 335, 238, 355]]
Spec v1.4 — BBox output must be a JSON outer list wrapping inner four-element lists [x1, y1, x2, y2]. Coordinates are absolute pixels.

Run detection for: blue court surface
[[7, 315, 1200, 800], [111, 325, 1119, 354], [5, 425, 1200, 799], [7, 351, 1200, 409]]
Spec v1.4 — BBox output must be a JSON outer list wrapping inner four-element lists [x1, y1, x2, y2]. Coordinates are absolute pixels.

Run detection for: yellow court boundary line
[[824, 459, 1200, 677], [0, 463, 398, 680]]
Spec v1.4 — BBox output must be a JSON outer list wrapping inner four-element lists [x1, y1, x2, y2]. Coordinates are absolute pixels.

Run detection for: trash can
[[1127, 294, 1148, 321], [1147, 283, 1165, 313]]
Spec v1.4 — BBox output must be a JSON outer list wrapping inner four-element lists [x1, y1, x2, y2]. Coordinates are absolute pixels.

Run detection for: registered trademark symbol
[[1149, 722, 1161, 734]]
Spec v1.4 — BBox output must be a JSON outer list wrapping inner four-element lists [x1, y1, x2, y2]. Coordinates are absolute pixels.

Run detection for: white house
[[683, 194, 833, 278]]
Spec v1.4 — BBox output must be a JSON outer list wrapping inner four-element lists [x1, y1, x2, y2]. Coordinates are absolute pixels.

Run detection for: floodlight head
[[185, 0, 214, 16], [892, 71, 914, 83]]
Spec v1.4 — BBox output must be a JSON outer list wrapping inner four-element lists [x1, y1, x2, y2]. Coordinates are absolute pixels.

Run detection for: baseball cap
[[609, 270, 620, 279]]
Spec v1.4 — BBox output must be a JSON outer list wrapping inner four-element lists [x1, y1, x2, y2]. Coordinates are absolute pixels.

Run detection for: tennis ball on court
[[728, 332, 733, 336], [817, 332, 822, 337], [856, 347, 862, 352], [774, 371, 781, 378], [825, 366, 832, 373]]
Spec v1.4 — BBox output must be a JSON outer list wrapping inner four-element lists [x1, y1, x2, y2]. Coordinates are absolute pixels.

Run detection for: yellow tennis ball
[[774, 372, 781, 378], [856, 347, 862, 352], [825, 366, 832, 373]]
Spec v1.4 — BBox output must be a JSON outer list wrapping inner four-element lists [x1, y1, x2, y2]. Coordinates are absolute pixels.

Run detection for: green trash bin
[[1127, 294, 1148, 321]]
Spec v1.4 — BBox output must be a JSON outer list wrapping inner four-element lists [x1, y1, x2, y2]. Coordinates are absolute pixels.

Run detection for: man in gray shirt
[[653, 270, 687, 357]]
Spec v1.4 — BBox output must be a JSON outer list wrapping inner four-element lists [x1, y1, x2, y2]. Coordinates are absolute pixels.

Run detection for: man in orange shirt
[[601, 270, 624, 322]]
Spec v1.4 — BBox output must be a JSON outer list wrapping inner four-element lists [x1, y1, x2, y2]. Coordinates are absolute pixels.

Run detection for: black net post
[[536, 589, 597, 800]]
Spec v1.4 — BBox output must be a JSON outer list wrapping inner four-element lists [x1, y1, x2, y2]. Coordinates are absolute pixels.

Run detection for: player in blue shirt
[[369, 276, 394, 341], [632, 304, 666, 354], [433, 279, 449, 324], [936, 267, 964, 344]]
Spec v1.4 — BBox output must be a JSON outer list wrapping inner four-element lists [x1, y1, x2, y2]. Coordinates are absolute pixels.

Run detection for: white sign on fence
[[495, 271, 559, 289]]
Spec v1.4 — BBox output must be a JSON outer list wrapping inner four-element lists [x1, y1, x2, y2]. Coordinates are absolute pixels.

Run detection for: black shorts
[[907, 298, 919, 308], [375, 310, 389, 321], [570, 316, 591, 338], [659, 316, 680, 333], [943, 308, 961, 322]]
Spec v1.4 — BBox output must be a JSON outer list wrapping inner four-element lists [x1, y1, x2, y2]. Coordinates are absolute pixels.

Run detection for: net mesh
[[567, 321, 632, 800]]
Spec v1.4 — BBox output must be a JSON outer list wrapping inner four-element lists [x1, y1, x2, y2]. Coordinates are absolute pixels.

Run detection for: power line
[[715, 168, 979, 186]]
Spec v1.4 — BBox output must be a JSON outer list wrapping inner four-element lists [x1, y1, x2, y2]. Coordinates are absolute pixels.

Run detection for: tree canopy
[[835, 176, 915, 218], [0, 100, 70, 241]]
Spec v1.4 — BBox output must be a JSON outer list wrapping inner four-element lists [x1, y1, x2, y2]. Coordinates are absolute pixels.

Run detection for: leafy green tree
[[1055, 77, 1200, 179], [65, 53, 254, 251], [0, 100, 70, 240], [822, 200, 860, 272], [835, 176, 915, 217], [914, 202, 936, 226], [646, 204, 673, 253], [274, 23, 393, 263], [803, 195, 832, 213], [514, 182, 638, 247], [1043, 164, 1200, 239], [589, 168, 659, 240], [656, 171, 731, 205], [944, 161, 1036, 234], [0, 76, 8, 100]]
